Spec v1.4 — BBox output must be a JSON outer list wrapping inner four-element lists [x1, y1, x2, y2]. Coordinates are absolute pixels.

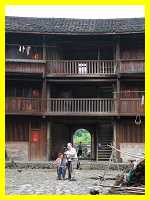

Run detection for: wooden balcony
[[6, 62, 45, 75], [47, 98, 116, 116], [6, 97, 145, 116], [119, 59, 144, 73], [119, 98, 144, 115], [47, 60, 117, 76], [6, 59, 144, 76], [6, 98, 42, 115]]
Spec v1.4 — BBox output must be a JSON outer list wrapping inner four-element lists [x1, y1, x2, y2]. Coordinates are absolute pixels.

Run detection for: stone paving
[[6, 168, 120, 195]]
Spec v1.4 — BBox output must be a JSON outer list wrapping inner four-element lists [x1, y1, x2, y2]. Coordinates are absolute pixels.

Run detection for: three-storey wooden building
[[5, 17, 145, 162]]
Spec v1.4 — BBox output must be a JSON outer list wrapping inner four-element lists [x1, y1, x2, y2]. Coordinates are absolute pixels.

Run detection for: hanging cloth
[[26, 46, 31, 56], [18, 45, 22, 52]]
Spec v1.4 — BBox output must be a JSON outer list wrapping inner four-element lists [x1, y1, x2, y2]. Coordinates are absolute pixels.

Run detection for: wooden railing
[[6, 98, 42, 114], [6, 59, 145, 75], [119, 59, 144, 73], [6, 62, 45, 74], [6, 97, 145, 116], [47, 98, 116, 114], [47, 60, 117, 75], [119, 98, 144, 114]]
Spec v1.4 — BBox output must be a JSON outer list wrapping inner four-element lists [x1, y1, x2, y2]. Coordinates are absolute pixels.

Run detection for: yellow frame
[[0, 1, 149, 200]]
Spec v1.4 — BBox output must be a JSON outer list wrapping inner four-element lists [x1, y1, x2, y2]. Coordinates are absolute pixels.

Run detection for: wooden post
[[47, 121, 51, 160], [42, 35, 47, 75], [47, 83, 51, 113], [28, 119, 31, 161], [117, 79, 120, 114], [96, 125, 99, 161], [115, 36, 120, 73], [42, 35, 46, 60], [42, 78, 47, 113], [113, 120, 118, 161]]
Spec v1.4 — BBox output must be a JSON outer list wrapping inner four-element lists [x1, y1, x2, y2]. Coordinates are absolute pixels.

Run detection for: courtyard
[[6, 168, 119, 195]]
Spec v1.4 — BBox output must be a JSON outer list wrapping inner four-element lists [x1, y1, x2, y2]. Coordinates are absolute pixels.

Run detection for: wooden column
[[47, 121, 52, 160], [113, 120, 117, 161], [42, 78, 47, 113], [42, 35, 47, 76], [115, 36, 121, 114], [28, 119, 31, 161], [117, 78, 120, 114], [91, 131, 95, 160], [95, 125, 99, 161], [42, 35, 46, 60], [47, 83, 51, 113]]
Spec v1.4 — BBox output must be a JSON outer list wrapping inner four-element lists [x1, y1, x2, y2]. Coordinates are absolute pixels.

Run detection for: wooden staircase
[[97, 126, 113, 161]]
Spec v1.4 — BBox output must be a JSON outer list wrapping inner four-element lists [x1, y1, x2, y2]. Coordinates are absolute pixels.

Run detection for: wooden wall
[[116, 118, 144, 161], [116, 118, 144, 144], [6, 117, 47, 161], [120, 36, 144, 59], [6, 117, 29, 141]]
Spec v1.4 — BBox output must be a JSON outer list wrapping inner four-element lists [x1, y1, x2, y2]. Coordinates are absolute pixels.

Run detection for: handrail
[[6, 97, 144, 115]]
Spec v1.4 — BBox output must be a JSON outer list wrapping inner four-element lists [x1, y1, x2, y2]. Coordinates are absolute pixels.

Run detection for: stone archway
[[72, 128, 92, 160]]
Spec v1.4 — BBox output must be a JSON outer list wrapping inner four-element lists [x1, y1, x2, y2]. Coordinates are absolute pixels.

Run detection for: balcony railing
[[6, 59, 145, 75], [47, 60, 117, 76], [6, 97, 145, 116], [119, 59, 144, 73], [47, 98, 116, 114], [119, 98, 144, 115], [6, 62, 45, 74], [6, 98, 42, 114]]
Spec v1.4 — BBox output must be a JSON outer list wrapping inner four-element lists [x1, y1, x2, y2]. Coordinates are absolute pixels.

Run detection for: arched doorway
[[73, 128, 91, 160]]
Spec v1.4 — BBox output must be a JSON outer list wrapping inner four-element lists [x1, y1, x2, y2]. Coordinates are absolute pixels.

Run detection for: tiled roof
[[5, 16, 144, 34]]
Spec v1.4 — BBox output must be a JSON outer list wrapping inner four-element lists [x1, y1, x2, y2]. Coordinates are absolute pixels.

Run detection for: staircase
[[97, 126, 113, 161]]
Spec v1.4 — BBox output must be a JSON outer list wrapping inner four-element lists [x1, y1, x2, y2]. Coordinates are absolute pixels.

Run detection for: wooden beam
[[42, 35, 46, 60]]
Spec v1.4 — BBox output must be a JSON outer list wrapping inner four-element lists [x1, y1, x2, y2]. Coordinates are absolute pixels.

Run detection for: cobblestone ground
[[6, 168, 120, 195]]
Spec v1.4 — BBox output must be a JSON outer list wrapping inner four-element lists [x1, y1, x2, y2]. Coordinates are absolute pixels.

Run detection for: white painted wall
[[120, 143, 144, 162]]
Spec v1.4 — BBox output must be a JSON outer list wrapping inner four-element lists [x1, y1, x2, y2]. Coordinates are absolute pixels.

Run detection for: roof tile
[[5, 16, 144, 34]]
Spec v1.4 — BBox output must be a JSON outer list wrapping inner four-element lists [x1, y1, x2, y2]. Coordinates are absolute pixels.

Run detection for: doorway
[[73, 128, 91, 160]]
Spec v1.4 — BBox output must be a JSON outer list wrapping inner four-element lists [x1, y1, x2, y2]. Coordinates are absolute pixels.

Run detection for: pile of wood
[[108, 159, 145, 194], [90, 159, 145, 195]]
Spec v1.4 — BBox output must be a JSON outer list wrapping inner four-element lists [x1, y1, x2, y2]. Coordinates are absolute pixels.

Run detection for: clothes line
[[107, 144, 144, 159]]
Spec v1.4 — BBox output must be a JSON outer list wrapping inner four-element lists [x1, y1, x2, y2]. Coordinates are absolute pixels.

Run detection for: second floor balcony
[[6, 97, 144, 116]]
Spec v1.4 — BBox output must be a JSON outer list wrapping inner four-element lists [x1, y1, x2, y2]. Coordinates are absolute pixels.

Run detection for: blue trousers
[[57, 166, 66, 179]]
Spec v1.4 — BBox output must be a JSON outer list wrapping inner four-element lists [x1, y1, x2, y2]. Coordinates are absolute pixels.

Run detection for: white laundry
[[18, 45, 22, 52], [26, 46, 31, 56], [141, 95, 144, 105]]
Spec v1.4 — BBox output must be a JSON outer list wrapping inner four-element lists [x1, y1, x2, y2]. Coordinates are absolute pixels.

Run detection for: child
[[53, 153, 67, 180]]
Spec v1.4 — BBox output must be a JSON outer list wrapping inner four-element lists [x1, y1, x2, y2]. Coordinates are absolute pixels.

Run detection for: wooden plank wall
[[115, 118, 144, 161], [116, 119, 144, 144], [6, 117, 29, 141]]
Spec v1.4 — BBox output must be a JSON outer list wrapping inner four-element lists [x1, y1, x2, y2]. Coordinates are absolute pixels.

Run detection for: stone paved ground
[[6, 168, 120, 195]]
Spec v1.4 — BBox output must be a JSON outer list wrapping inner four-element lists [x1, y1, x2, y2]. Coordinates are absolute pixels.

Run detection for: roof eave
[[5, 30, 145, 35]]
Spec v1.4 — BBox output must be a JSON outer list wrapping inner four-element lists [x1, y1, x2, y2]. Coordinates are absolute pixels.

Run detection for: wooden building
[[5, 17, 145, 162]]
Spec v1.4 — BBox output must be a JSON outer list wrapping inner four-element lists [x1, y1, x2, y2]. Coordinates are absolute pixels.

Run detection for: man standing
[[65, 143, 78, 181], [77, 142, 83, 158]]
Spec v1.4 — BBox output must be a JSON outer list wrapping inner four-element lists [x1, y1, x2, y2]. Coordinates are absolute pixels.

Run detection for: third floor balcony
[[5, 44, 144, 76]]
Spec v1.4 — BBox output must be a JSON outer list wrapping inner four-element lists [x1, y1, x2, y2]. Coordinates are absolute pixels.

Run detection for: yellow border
[[0, 1, 149, 200]]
